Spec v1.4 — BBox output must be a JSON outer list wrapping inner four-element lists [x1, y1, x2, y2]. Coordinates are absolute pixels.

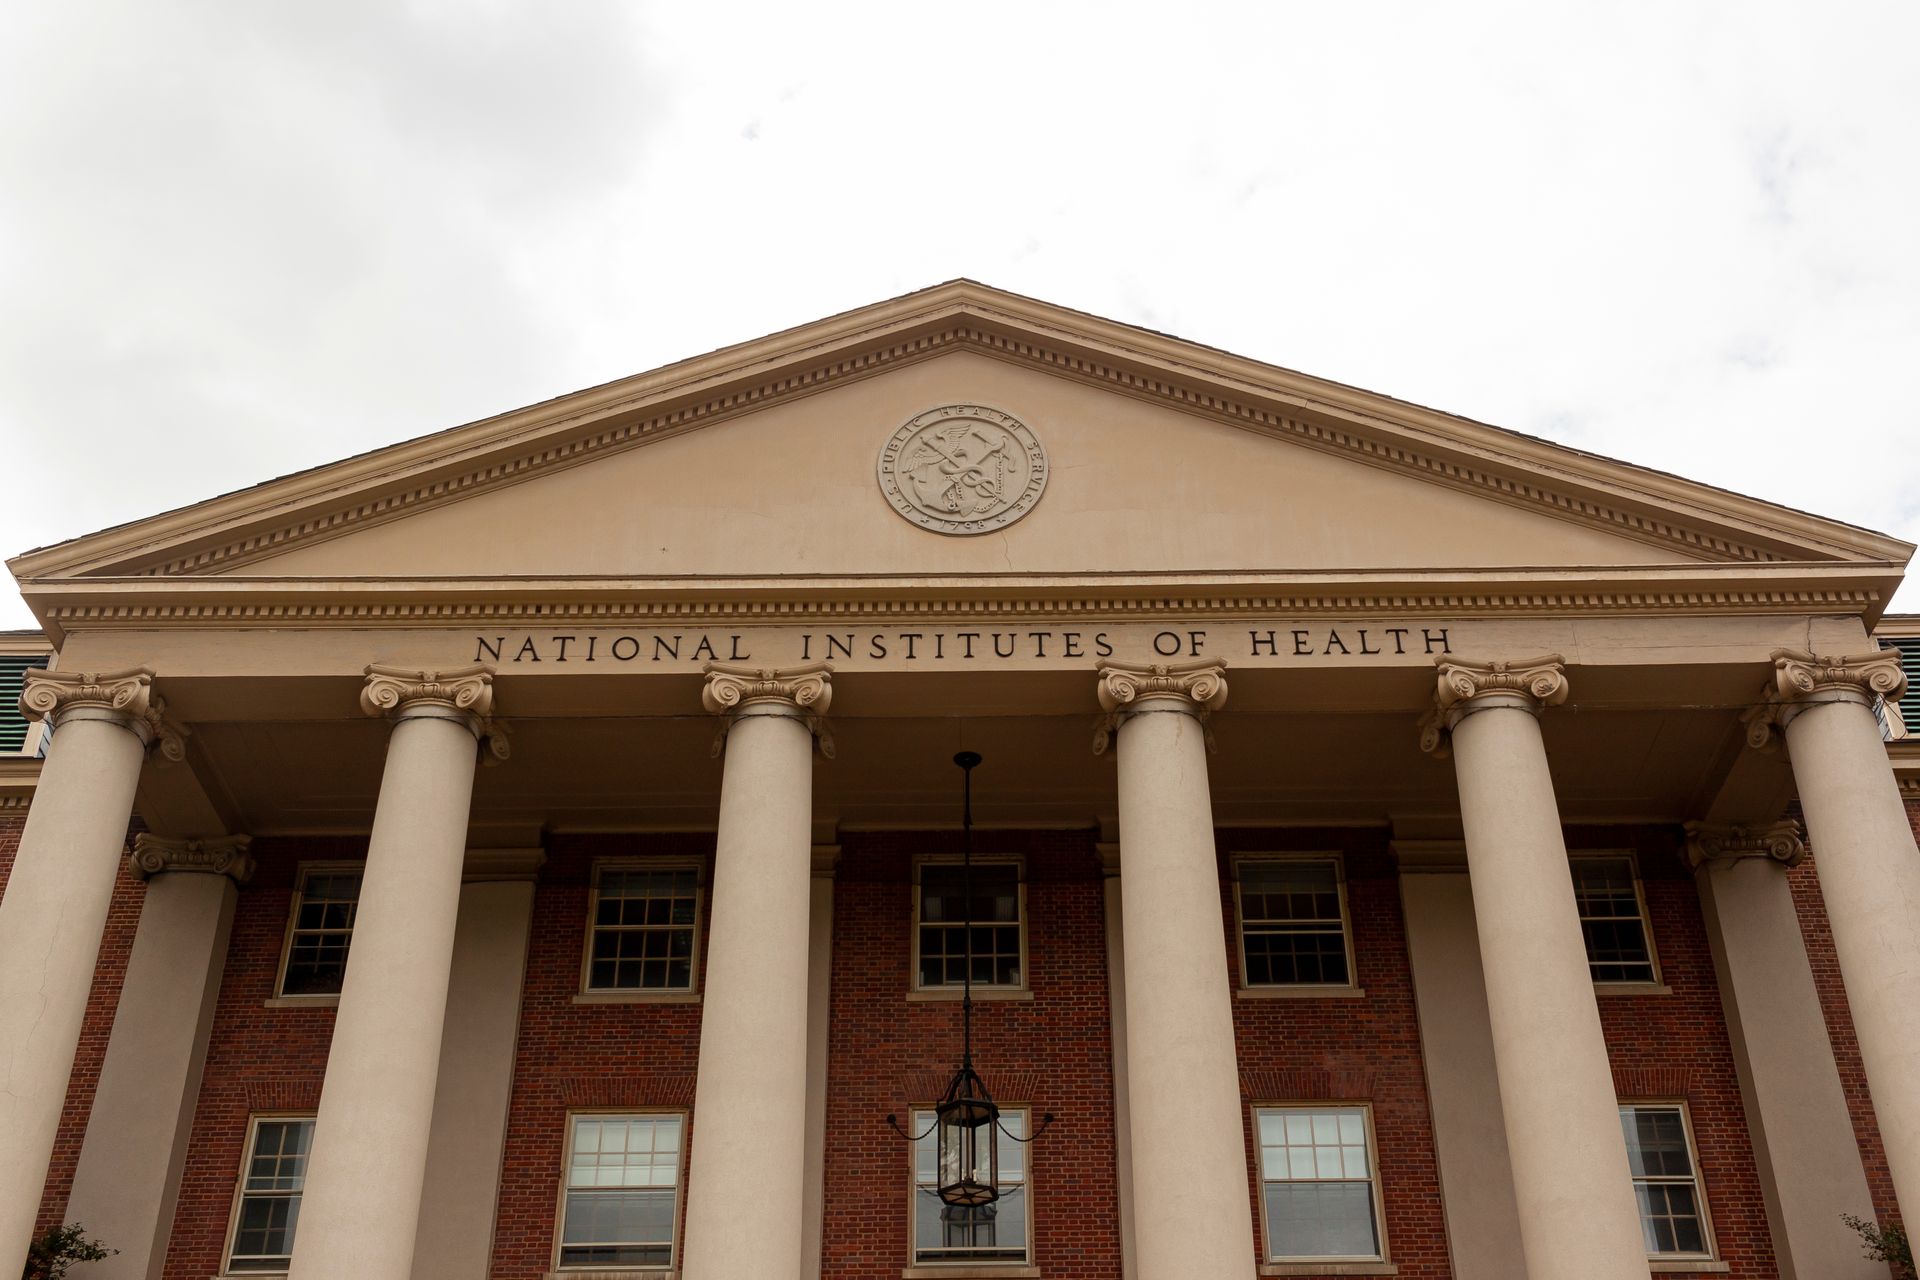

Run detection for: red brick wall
[[161, 837, 358, 1280], [1220, 829, 1451, 1279], [821, 829, 1123, 1279], [490, 833, 712, 1278], [1573, 827, 1777, 1278], [0, 807, 147, 1244]]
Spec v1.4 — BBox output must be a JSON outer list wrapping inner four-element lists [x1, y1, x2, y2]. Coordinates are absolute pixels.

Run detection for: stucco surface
[[226, 351, 1699, 580]]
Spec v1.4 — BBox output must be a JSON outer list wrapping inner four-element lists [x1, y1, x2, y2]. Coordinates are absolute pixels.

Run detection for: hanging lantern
[[887, 749, 1052, 1205], [935, 1061, 999, 1207]]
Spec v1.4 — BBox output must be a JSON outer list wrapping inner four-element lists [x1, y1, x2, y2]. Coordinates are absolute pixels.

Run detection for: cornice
[[0, 757, 40, 809], [10, 283, 1907, 590], [14, 564, 1900, 642]]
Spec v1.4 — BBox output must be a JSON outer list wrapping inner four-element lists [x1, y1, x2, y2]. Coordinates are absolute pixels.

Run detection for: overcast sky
[[3, 2, 1917, 629]]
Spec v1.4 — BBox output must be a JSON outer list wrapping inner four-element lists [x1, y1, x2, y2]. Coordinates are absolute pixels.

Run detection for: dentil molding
[[1419, 655, 1569, 755], [1683, 820, 1806, 870], [1742, 647, 1908, 749], [128, 833, 257, 883], [20, 667, 186, 760]]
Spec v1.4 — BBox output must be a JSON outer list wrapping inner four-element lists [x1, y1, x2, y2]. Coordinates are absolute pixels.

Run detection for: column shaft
[[682, 665, 826, 1280], [1437, 661, 1648, 1279], [1769, 657, 1920, 1220], [1101, 662, 1257, 1280], [289, 673, 489, 1280], [66, 837, 250, 1280], [1689, 823, 1881, 1279], [0, 674, 156, 1273]]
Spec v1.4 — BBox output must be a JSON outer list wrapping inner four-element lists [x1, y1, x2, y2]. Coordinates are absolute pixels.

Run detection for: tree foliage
[[21, 1224, 115, 1280], [1844, 1213, 1914, 1278]]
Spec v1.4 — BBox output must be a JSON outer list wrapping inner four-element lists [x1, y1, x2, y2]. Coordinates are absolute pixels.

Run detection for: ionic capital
[[703, 662, 834, 757], [1742, 648, 1906, 749], [128, 833, 256, 884], [1092, 659, 1227, 754], [20, 667, 186, 759], [1420, 655, 1568, 755], [1683, 819, 1805, 871], [701, 661, 833, 717], [361, 664, 503, 755]]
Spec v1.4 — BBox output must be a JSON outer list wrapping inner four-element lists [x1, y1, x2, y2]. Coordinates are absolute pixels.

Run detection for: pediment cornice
[[16, 563, 1902, 642], [9, 281, 1912, 589]]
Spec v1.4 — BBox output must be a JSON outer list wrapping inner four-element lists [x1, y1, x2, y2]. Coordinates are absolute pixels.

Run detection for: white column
[[1754, 648, 1920, 1222], [1686, 820, 1882, 1279], [1424, 656, 1648, 1279], [288, 665, 499, 1280], [0, 669, 166, 1273], [1392, 840, 1529, 1279], [1096, 660, 1257, 1280], [409, 849, 542, 1280], [681, 662, 830, 1280], [66, 835, 252, 1280]]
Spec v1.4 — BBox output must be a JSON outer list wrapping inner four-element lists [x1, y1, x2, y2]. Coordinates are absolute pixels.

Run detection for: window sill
[[902, 1267, 1040, 1279], [1260, 1264, 1396, 1276], [262, 995, 339, 1009], [543, 1270, 676, 1280], [1650, 1262, 1728, 1274], [1593, 982, 1673, 997], [1238, 986, 1367, 1000], [571, 991, 702, 1005], [904, 988, 1034, 1003]]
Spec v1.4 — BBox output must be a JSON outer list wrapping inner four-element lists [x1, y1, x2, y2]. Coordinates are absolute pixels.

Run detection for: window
[[1236, 856, 1354, 988], [584, 863, 700, 993], [1621, 1105, 1713, 1259], [914, 859, 1024, 990], [1571, 855, 1657, 984], [226, 1116, 315, 1273], [1254, 1106, 1384, 1262], [556, 1113, 684, 1270], [911, 1107, 1030, 1265], [277, 867, 362, 997]]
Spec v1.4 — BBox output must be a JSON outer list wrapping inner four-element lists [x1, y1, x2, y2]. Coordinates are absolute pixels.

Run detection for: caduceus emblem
[[878, 405, 1048, 536], [899, 421, 1013, 516]]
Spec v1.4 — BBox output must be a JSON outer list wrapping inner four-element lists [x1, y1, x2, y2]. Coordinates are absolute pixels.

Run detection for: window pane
[[1573, 859, 1655, 981], [1621, 1108, 1693, 1178], [586, 866, 698, 991], [919, 865, 1022, 987], [281, 872, 362, 996], [1242, 860, 1342, 923], [1264, 1181, 1379, 1259], [911, 1109, 1031, 1264]]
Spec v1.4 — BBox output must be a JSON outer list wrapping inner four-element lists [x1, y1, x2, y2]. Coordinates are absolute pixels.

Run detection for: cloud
[[3, 0, 1918, 626]]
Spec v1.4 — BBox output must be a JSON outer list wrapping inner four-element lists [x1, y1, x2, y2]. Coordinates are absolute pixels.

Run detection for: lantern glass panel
[[936, 1100, 999, 1206]]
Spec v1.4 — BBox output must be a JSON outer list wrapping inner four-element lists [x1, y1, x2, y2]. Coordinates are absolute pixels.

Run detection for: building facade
[[3, 281, 1919, 1280]]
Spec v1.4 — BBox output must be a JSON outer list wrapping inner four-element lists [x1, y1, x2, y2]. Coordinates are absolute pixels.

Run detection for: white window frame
[[1232, 853, 1360, 993], [578, 858, 704, 999], [272, 862, 364, 1002], [1252, 1102, 1389, 1266], [1570, 851, 1663, 988], [910, 854, 1029, 995], [907, 1104, 1034, 1268], [221, 1113, 316, 1276], [1620, 1101, 1718, 1262], [550, 1109, 687, 1274]]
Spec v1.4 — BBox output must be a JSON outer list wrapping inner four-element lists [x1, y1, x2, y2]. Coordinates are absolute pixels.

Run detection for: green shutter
[[1891, 637, 1920, 734], [0, 656, 49, 753]]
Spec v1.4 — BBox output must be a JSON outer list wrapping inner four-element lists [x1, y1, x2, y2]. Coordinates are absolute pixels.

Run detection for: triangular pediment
[[10, 282, 1911, 627]]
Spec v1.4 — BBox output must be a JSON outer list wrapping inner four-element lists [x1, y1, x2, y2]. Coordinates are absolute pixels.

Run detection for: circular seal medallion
[[877, 405, 1049, 535]]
